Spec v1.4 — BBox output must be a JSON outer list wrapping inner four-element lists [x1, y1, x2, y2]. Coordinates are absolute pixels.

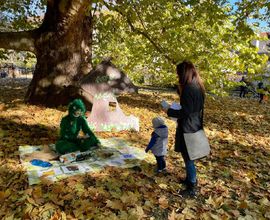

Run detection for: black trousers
[[259, 93, 264, 103], [239, 86, 247, 97], [155, 156, 166, 171]]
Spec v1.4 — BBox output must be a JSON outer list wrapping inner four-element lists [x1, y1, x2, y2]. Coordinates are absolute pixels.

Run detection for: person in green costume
[[55, 99, 100, 155]]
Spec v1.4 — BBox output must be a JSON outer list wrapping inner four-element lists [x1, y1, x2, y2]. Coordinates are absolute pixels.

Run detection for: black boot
[[178, 181, 197, 198], [179, 178, 197, 186]]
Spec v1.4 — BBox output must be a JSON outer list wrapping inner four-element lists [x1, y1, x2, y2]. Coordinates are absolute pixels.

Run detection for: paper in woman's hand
[[161, 100, 170, 110], [169, 102, 182, 121], [171, 102, 181, 110]]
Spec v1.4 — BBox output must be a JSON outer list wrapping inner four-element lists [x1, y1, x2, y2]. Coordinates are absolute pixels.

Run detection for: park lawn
[[0, 79, 270, 219]]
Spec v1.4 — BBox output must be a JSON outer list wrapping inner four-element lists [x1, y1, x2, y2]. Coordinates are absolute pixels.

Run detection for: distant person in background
[[239, 76, 248, 98], [258, 81, 264, 103], [0, 72, 7, 78]]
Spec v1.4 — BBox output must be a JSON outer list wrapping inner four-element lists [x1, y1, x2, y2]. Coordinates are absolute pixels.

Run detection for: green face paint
[[68, 99, 86, 117]]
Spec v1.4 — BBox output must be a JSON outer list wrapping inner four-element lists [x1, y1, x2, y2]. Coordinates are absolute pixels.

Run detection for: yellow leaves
[[0, 128, 5, 138], [51, 185, 63, 194], [245, 171, 257, 183], [48, 193, 64, 206], [206, 196, 224, 209], [50, 211, 66, 220], [23, 203, 34, 219], [32, 186, 43, 201], [4, 214, 15, 220], [159, 183, 168, 189], [143, 200, 153, 212], [259, 198, 270, 206], [106, 199, 124, 210], [158, 195, 169, 209], [73, 209, 84, 219], [60, 211, 67, 220], [0, 191, 8, 202], [181, 207, 196, 219], [120, 191, 139, 206], [127, 205, 145, 220], [168, 209, 178, 220], [229, 209, 240, 218], [106, 191, 143, 212], [39, 203, 57, 215], [1, 83, 270, 220], [26, 196, 38, 206], [74, 183, 85, 195], [238, 200, 248, 209]]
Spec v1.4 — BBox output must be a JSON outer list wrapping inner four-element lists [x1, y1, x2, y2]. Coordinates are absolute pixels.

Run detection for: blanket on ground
[[19, 138, 154, 185]]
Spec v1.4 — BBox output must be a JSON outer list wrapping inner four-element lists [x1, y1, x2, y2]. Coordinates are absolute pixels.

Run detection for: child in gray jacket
[[145, 117, 168, 173]]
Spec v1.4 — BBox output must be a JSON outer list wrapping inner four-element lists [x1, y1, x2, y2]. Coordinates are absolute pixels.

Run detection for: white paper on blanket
[[88, 161, 105, 172], [79, 163, 94, 172], [37, 167, 63, 177], [88, 93, 139, 132], [27, 170, 41, 185], [61, 164, 86, 174], [19, 145, 42, 162], [59, 150, 93, 163], [105, 157, 126, 167]]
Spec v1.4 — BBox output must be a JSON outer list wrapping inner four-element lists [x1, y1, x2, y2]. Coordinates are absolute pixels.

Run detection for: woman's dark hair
[[176, 61, 205, 95]]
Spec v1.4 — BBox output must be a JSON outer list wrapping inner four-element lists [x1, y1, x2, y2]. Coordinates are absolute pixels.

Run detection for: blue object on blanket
[[122, 154, 134, 159], [30, 159, 52, 167]]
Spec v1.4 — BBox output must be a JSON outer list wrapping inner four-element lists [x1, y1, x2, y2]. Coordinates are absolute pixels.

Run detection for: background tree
[[0, 0, 98, 107]]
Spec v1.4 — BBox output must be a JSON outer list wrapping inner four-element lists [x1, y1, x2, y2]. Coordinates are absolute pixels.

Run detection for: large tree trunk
[[24, 0, 94, 107]]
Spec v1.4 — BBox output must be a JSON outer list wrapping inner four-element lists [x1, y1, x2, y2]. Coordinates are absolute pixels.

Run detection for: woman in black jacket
[[165, 61, 205, 197]]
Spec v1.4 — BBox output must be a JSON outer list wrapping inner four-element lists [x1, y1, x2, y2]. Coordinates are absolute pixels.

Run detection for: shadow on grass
[[0, 116, 58, 157]]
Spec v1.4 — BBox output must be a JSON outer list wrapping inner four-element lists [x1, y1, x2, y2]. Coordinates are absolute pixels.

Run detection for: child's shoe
[[155, 168, 168, 176]]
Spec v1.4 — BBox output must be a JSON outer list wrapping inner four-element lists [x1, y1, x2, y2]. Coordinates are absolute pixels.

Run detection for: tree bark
[[23, 0, 94, 107], [0, 0, 94, 107]]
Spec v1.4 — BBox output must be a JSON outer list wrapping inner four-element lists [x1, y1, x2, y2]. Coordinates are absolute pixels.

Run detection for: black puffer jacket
[[167, 81, 204, 152]]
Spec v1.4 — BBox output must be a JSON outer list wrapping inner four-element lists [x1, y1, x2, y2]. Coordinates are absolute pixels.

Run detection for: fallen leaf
[[158, 195, 169, 209]]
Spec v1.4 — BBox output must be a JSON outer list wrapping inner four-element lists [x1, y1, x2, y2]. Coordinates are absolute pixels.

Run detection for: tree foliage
[[0, 0, 45, 68], [94, 0, 268, 93]]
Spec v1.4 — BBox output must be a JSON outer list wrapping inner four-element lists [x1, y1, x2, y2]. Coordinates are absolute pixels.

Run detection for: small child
[[145, 117, 168, 173]]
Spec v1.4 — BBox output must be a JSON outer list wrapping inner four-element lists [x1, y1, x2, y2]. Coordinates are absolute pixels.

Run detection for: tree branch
[[104, 1, 176, 64], [126, 15, 176, 64], [0, 30, 36, 53]]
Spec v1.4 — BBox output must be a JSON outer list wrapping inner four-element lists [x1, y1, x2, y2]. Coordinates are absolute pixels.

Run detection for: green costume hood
[[68, 99, 86, 117]]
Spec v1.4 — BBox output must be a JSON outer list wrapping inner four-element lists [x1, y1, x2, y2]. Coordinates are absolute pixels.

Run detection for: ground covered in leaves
[[0, 78, 270, 220]]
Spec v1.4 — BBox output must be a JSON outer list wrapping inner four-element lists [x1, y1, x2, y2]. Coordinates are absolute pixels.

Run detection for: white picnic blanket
[[19, 138, 154, 185]]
